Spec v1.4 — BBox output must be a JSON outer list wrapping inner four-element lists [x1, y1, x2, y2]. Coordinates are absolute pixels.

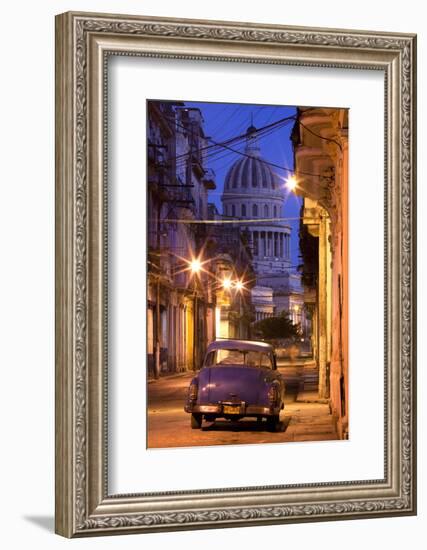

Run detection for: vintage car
[[184, 339, 285, 431]]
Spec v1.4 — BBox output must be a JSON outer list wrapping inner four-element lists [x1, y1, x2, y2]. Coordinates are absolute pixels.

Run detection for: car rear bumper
[[184, 402, 281, 416]]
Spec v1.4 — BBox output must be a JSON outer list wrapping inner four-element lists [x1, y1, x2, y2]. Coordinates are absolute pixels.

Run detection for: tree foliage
[[253, 313, 299, 340]]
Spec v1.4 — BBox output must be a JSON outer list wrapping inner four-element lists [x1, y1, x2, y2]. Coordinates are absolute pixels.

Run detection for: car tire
[[191, 413, 203, 429], [267, 415, 280, 432]]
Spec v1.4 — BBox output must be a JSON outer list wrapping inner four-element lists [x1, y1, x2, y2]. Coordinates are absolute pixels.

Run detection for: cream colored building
[[292, 107, 349, 438]]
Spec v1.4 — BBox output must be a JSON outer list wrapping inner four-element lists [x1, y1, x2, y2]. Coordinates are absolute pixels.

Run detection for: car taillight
[[268, 385, 279, 405], [188, 382, 198, 402]]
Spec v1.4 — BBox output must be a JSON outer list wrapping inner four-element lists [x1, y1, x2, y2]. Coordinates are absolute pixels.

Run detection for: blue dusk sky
[[184, 100, 303, 269]]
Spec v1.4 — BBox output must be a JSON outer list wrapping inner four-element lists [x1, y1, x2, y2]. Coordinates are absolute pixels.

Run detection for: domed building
[[221, 125, 293, 320]]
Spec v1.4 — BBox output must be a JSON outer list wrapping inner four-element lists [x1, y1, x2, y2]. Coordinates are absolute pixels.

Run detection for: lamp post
[[234, 280, 245, 338], [190, 257, 202, 372]]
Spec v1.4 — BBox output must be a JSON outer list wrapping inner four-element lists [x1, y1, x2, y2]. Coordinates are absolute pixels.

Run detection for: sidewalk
[[279, 361, 337, 440], [283, 398, 338, 442]]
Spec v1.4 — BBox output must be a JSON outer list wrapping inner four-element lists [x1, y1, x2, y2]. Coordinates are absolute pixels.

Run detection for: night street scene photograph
[[147, 100, 349, 449]]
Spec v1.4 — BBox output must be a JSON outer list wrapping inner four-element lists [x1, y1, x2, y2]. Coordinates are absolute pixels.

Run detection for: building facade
[[148, 102, 212, 377], [292, 107, 349, 438], [147, 102, 253, 378]]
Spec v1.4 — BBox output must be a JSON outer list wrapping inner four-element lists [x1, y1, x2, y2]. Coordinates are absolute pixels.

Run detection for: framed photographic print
[[55, 11, 417, 537]]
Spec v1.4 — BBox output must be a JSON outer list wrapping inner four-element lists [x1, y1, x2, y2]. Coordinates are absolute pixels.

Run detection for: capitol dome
[[224, 154, 279, 191], [221, 123, 292, 295], [223, 125, 281, 193]]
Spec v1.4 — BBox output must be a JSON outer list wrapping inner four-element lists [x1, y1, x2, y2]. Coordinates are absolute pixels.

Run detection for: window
[[241, 204, 246, 217], [231, 204, 236, 217], [204, 351, 215, 366], [211, 349, 273, 368], [260, 353, 273, 368], [264, 204, 269, 218], [273, 205, 277, 217], [252, 204, 258, 217]]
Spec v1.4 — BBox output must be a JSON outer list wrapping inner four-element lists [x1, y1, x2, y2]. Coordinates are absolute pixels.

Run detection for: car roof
[[206, 339, 273, 353]]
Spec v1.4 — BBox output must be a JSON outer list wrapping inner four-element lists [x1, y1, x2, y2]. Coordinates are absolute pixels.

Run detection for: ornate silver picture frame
[[55, 11, 416, 537]]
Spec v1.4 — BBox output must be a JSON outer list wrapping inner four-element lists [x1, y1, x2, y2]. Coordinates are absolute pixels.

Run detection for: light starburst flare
[[190, 257, 202, 274], [285, 175, 298, 192], [222, 277, 232, 290], [235, 280, 245, 292]]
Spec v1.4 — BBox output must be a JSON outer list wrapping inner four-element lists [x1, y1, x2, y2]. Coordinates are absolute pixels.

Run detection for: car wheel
[[267, 415, 280, 432], [191, 413, 203, 429]]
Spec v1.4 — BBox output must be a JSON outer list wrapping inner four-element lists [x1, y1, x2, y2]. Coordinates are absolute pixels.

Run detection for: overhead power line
[[164, 111, 298, 164], [161, 109, 327, 179], [154, 216, 302, 225]]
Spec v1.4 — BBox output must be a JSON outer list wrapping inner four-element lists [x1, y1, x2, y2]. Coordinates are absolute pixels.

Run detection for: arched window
[[252, 204, 258, 217], [264, 204, 269, 218], [241, 204, 246, 217], [273, 205, 277, 218], [231, 204, 236, 217]]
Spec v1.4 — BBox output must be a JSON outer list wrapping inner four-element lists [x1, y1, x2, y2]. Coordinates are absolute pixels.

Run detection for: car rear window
[[206, 349, 272, 368]]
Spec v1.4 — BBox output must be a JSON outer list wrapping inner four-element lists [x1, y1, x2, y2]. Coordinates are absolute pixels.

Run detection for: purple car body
[[184, 339, 285, 431]]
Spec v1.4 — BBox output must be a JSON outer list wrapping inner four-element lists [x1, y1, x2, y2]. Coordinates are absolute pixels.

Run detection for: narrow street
[[145, 101, 349, 449], [147, 360, 338, 448]]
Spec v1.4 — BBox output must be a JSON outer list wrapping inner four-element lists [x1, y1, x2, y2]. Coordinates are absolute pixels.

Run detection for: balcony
[[202, 168, 216, 190], [168, 177, 196, 215]]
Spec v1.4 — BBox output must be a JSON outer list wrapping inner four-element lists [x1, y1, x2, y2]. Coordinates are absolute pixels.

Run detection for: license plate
[[223, 405, 240, 415]]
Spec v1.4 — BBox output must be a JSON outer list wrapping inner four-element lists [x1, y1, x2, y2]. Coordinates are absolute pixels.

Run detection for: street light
[[190, 257, 202, 275], [188, 254, 204, 372], [285, 175, 298, 192], [222, 276, 232, 290], [235, 279, 245, 292]]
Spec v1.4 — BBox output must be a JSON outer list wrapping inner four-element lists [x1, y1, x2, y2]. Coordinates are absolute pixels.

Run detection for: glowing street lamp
[[222, 276, 232, 290], [285, 175, 298, 192], [190, 257, 202, 275], [235, 280, 245, 292]]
